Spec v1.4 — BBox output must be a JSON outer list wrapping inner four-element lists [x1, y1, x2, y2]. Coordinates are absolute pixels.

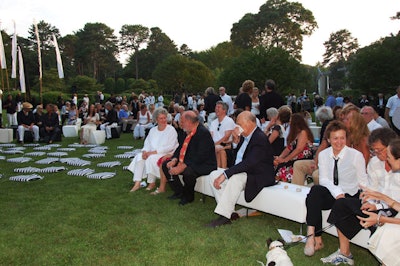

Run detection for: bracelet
[[377, 213, 384, 227]]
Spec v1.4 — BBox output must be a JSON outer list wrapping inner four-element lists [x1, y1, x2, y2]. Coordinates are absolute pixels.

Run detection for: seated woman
[[264, 107, 291, 157], [80, 104, 100, 145], [274, 113, 314, 182], [357, 142, 400, 266], [67, 103, 78, 125], [303, 121, 368, 257], [133, 104, 152, 139], [128, 108, 179, 192], [320, 128, 398, 265]]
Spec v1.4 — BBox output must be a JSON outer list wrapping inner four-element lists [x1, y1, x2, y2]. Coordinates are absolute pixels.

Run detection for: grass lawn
[[0, 131, 378, 265]]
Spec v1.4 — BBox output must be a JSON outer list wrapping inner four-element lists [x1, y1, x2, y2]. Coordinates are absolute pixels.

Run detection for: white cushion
[[89, 130, 106, 145], [0, 128, 13, 143], [62, 125, 79, 137]]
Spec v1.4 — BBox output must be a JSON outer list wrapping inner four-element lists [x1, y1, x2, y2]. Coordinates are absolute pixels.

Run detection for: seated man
[[209, 101, 236, 168], [40, 104, 61, 144], [206, 111, 276, 227], [100, 101, 119, 139], [162, 111, 217, 205], [17, 102, 40, 143], [119, 104, 135, 132]]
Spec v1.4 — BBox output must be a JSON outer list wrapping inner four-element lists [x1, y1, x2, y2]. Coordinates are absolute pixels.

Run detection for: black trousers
[[162, 160, 200, 202], [306, 185, 360, 236]]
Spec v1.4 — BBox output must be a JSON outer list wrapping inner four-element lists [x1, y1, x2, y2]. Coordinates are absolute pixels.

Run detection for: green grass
[[0, 132, 378, 265]]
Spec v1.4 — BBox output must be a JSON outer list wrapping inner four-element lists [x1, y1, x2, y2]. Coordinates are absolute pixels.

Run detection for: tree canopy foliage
[[230, 0, 317, 60], [322, 29, 359, 67]]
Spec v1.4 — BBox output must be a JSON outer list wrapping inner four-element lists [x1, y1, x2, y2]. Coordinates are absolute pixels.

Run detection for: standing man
[[204, 87, 221, 123], [206, 111, 276, 227], [325, 89, 336, 109], [219, 87, 234, 116], [162, 111, 217, 206], [385, 85, 400, 135], [17, 102, 40, 143], [259, 79, 285, 120], [4, 94, 18, 127]]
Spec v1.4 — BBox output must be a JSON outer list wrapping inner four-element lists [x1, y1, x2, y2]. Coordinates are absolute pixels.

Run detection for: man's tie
[[333, 158, 339, 186]]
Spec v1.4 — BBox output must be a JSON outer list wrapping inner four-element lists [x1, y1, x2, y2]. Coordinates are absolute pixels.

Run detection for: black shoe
[[230, 212, 240, 221], [168, 193, 182, 200], [178, 198, 192, 206], [205, 216, 232, 228]]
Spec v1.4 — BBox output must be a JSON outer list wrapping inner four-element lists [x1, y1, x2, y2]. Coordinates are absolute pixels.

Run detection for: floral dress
[[275, 139, 314, 182]]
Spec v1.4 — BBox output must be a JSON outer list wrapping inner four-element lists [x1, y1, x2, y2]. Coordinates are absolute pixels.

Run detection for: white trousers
[[7, 113, 17, 126], [209, 169, 247, 219], [100, 122, 118, 139], [17, 125, 40, 142]]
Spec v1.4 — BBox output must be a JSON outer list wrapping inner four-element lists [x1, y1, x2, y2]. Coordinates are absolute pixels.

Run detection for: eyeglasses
[[217, 123, 221, 131], [369, 147, 386, 155]]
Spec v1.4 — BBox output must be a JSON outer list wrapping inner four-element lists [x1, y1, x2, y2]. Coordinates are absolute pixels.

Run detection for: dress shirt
[[234, 127, 256, 165], [386, 94, 400, 117], [318, 145, 368, 198]]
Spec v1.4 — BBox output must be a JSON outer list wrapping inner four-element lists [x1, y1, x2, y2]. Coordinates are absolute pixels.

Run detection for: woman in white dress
[[251, 87, 260, 116], [133, 104, 152, 139], [128, 108, 179, 192], [80, 104, 100, 144]]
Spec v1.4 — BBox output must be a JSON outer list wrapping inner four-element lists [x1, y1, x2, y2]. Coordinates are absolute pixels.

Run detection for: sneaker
[[321, 249, 354, 265]]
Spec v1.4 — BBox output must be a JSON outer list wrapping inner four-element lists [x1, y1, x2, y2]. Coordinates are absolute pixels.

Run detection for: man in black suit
[[162, 111, 217, 205], [206, 111, 276, 227], [259, 79, 285, 120], [40, 104, 61, 144]]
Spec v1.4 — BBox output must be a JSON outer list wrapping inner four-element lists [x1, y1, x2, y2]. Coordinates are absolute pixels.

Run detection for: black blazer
[[225, 127, 275, 202], [173, 124, 217, 176]]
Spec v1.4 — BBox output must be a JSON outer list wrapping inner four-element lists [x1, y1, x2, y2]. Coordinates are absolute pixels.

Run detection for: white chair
[[89, 130, 106, 145], [0, 128, 13, 143], [62, 118, 82, 137]]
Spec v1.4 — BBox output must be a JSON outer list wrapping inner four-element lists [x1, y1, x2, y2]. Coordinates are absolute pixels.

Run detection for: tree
[[322, 29, 359, 67], [179, 44, 192, 57], [119, 24, 149, 79], [74, 23, 120, 82], [217, 46, 310, 96], [123, 27, 178, 80], [230, 0, 317, 60], [152, 55, 214, 93], [347, 34, 400, 94]]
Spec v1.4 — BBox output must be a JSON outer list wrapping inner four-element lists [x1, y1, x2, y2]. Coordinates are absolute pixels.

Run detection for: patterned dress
[[275, 139, 314, 182]]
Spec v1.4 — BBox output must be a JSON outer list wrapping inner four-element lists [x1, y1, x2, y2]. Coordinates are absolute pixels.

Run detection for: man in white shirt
[[219, 87, 234, 116], [385, 85, 400, 135], [209, 101, 236, 168], [360, 106, 382, 132]]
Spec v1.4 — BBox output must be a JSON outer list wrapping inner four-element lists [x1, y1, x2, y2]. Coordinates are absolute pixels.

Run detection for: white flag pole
[[34, 20, 43, 103], [18, 46, 26, 93], [53, 34, 64, 79], [11, 21, 17, 79]]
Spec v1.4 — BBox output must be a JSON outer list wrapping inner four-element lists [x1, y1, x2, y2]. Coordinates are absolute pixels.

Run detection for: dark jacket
[[204, 93, 221, 115], [225, 127, 275, 202], [172, 123, 217, 176], [105, 109, 119, 124], [17, 110, 35, 126], [259, 91, 285, 120], [42, 112, 59, 128]]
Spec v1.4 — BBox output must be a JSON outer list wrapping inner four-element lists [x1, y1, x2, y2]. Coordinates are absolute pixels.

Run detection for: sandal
[[146, 184, 156, 191], [150, 188, 165, 195]]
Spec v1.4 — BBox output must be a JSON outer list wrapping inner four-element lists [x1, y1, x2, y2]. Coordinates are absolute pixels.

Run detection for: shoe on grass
[[321, 249, 354, 265]]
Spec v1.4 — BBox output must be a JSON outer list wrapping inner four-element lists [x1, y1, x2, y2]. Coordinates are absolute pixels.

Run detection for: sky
[[1, 0, 399, 66]]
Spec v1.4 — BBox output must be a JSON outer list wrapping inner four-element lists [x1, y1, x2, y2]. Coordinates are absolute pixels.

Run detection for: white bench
[[195, 174, 370, 248]]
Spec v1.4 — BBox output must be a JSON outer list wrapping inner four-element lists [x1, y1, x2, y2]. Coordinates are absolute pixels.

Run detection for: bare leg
[[338, 229, 351, 256], [130, 181, 141, 192], [158, 167, 167, 192]]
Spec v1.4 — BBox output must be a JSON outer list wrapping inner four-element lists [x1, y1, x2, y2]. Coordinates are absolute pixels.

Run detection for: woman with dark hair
[[274, 113, 315, 182]]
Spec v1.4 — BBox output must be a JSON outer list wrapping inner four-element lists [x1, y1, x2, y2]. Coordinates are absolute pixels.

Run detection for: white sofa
[[195, 173, 370, 248]]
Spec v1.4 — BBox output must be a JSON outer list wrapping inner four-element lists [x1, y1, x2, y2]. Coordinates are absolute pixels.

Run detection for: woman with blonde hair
[[341, 104, 370, 164]]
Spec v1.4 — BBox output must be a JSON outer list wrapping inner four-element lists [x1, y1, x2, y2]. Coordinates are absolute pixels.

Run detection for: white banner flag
[[0, 26, 7, 70], [53, 34, 64, 79], [11, 21, 17, 78], [18, 46, 26, 93], [34, 21, 42, 79]]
